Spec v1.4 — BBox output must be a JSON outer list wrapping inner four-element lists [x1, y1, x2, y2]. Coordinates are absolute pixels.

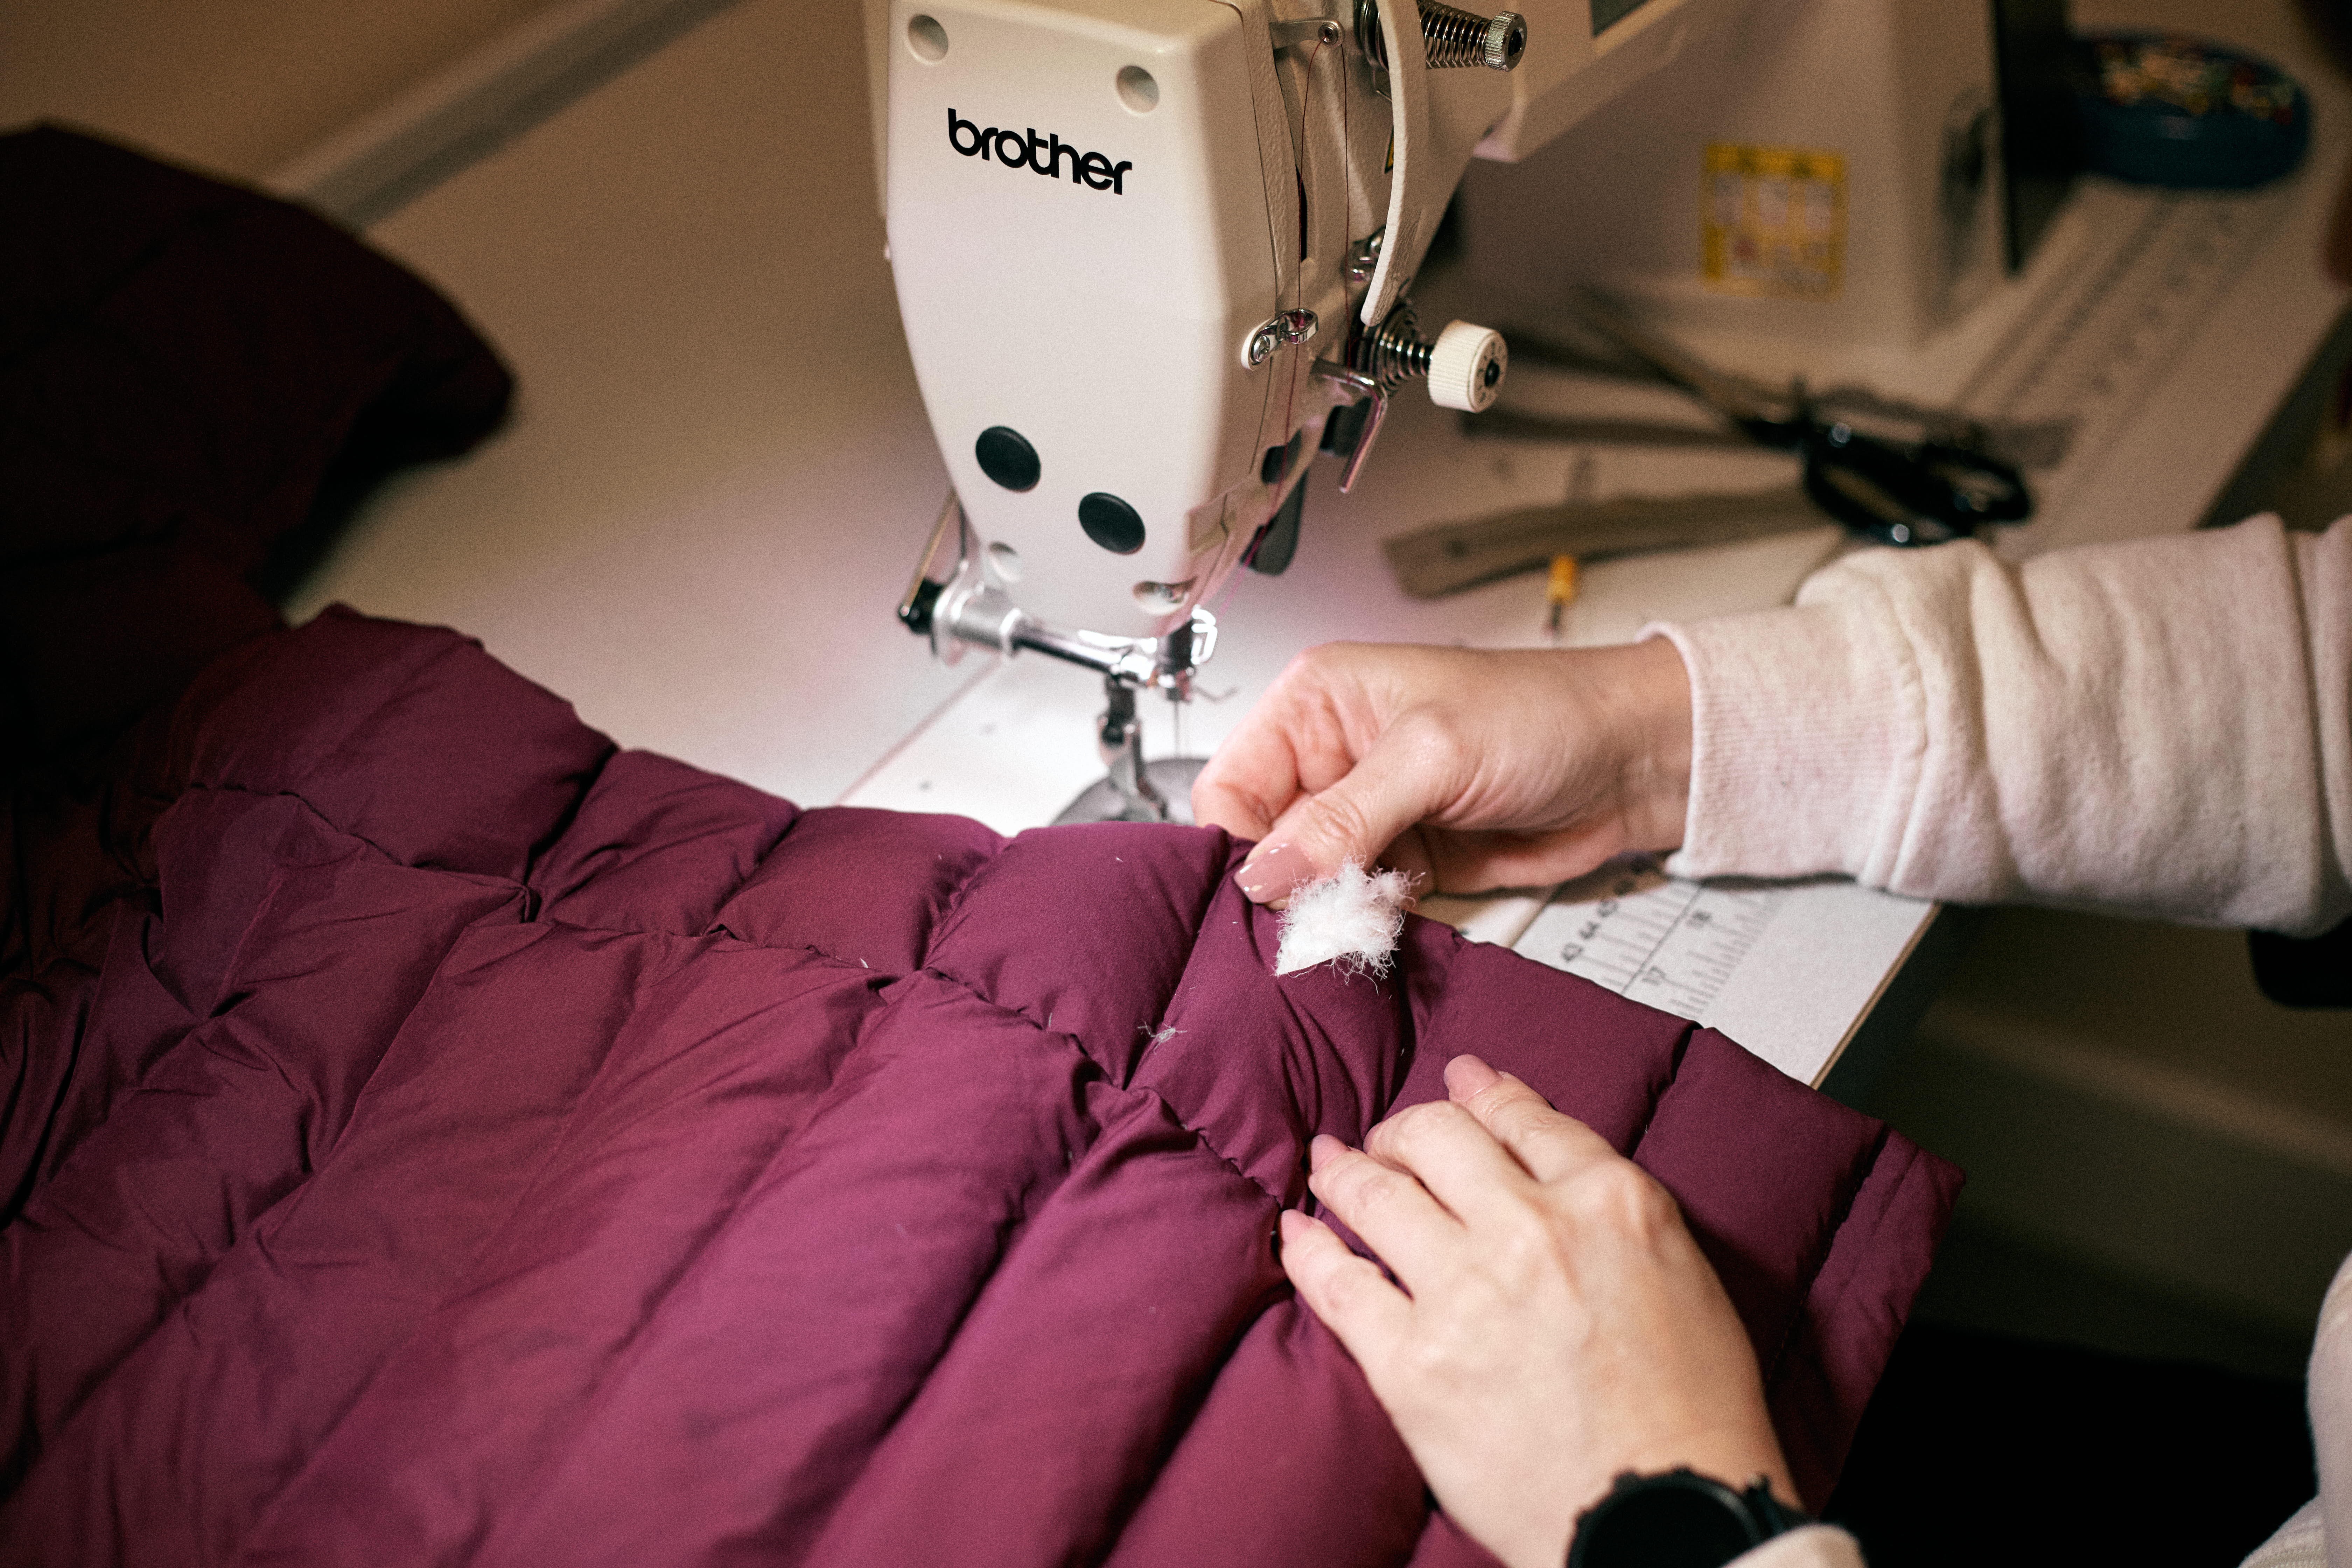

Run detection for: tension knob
[[1425, 321, 1507, 412]]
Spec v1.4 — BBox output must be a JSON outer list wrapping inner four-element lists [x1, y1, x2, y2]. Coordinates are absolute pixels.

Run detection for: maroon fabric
[[0, 125, 513, 1258], [0, 607, 1959, 1564]]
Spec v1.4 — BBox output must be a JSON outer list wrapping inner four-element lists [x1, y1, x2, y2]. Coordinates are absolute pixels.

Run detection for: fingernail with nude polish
[[1236, 842, 1314, 903]]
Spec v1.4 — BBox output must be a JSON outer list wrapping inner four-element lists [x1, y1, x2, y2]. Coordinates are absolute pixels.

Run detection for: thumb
[[1234, 721, 1456, 904]]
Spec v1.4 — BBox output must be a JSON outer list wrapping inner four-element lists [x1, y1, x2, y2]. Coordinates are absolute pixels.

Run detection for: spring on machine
[[1354, 0, 1527, 72], [1354, 303, 1435, 386]]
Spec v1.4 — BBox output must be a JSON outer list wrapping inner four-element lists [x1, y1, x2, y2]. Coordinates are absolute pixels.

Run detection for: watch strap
[[1566, 1466, 1813, 1568]]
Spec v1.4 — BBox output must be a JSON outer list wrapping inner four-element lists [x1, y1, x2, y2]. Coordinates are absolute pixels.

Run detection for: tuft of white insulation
[[1273, 862, 1416, 977]]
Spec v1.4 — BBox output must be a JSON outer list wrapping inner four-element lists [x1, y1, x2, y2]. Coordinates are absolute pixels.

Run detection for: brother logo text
[[948, 110, 1133, 193]]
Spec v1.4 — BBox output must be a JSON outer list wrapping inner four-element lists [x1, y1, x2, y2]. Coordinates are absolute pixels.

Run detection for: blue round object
[[2073, 32, 2310, 189]]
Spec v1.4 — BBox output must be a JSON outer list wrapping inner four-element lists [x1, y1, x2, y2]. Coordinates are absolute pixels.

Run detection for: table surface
[[281, 0, 2351, 1089]]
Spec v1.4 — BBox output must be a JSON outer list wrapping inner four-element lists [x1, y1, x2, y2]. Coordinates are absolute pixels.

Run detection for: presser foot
[[1054, 674, 1205, 824], [1053, 757, 1210, 826]]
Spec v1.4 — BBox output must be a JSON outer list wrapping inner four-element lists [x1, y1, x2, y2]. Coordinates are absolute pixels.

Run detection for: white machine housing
[[1460, 0, 2013, 364], [871, 0, 1740, 655], [884, 0, 1284, 641]]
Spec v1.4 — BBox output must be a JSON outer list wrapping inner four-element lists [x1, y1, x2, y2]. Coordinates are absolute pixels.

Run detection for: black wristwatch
[[1566, 1468, 1812, 1568]]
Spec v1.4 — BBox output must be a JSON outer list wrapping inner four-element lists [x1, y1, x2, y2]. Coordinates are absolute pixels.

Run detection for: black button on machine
[[975, 426, 1040, 492], [1247, 479, 1305, 576], [1260, 429, 1304, 485], [1078, 492, 1146, 554]]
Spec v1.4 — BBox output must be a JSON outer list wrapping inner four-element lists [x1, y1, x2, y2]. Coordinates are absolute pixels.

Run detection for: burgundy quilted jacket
[[0, 607, 1957, 1565]]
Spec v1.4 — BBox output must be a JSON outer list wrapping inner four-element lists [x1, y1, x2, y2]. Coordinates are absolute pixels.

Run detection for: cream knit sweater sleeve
[[1647, 515, 2352, 936]]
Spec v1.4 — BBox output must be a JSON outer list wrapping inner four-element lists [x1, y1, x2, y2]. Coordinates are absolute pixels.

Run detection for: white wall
[[0, 0, 574, 181]]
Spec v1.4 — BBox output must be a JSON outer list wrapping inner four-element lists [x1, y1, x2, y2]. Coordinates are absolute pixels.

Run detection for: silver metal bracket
[[1313, 360, 1390, 492], [900, 495, 1220, 692], [1095, 677, 1166, 819], [1245, 309, 1320, 367]]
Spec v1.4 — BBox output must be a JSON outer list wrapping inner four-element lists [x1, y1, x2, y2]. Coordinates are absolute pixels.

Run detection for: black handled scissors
[[1569, 292, 2031, 547]]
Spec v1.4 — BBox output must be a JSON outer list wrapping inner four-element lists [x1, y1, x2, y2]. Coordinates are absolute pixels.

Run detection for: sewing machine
[[872, 0, 1735, 821], [867, 0, 2074, 821]]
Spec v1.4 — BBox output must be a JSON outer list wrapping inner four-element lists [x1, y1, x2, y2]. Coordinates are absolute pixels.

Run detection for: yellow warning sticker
[[1700, 143, 1845, 301]]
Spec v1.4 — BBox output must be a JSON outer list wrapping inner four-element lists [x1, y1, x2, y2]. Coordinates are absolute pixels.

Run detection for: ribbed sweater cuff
[[1642, 601, 1917, 884]]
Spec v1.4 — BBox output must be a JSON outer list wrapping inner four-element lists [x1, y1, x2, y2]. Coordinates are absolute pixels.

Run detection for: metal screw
[[1271, 18, 1344, 48]]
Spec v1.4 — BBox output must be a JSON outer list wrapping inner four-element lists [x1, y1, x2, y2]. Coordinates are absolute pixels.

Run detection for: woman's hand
[[1190, 640, 1693, 905], [1280, 1055, 1793, 1568]]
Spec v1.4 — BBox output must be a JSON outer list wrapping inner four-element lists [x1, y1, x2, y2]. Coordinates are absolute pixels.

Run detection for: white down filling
[[1274, 861, 1416, 977]]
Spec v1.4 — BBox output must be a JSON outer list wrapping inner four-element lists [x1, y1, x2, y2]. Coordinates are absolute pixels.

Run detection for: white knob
[[1426, 320, 1507, 412]]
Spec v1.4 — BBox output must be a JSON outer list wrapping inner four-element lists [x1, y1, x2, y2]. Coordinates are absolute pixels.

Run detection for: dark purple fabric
[[0, 608, 1959, 1564], [0, 125, 512, 1249], [0, 125, 512, 762]]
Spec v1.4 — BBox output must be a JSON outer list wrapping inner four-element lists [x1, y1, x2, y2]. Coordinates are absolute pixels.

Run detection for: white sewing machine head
[[865, 0, 1741, 814]]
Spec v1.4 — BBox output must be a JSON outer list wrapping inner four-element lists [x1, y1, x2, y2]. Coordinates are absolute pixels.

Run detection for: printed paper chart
[[1497, 858, 1937, 1087], [1520, 857, 1784, 1021]]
